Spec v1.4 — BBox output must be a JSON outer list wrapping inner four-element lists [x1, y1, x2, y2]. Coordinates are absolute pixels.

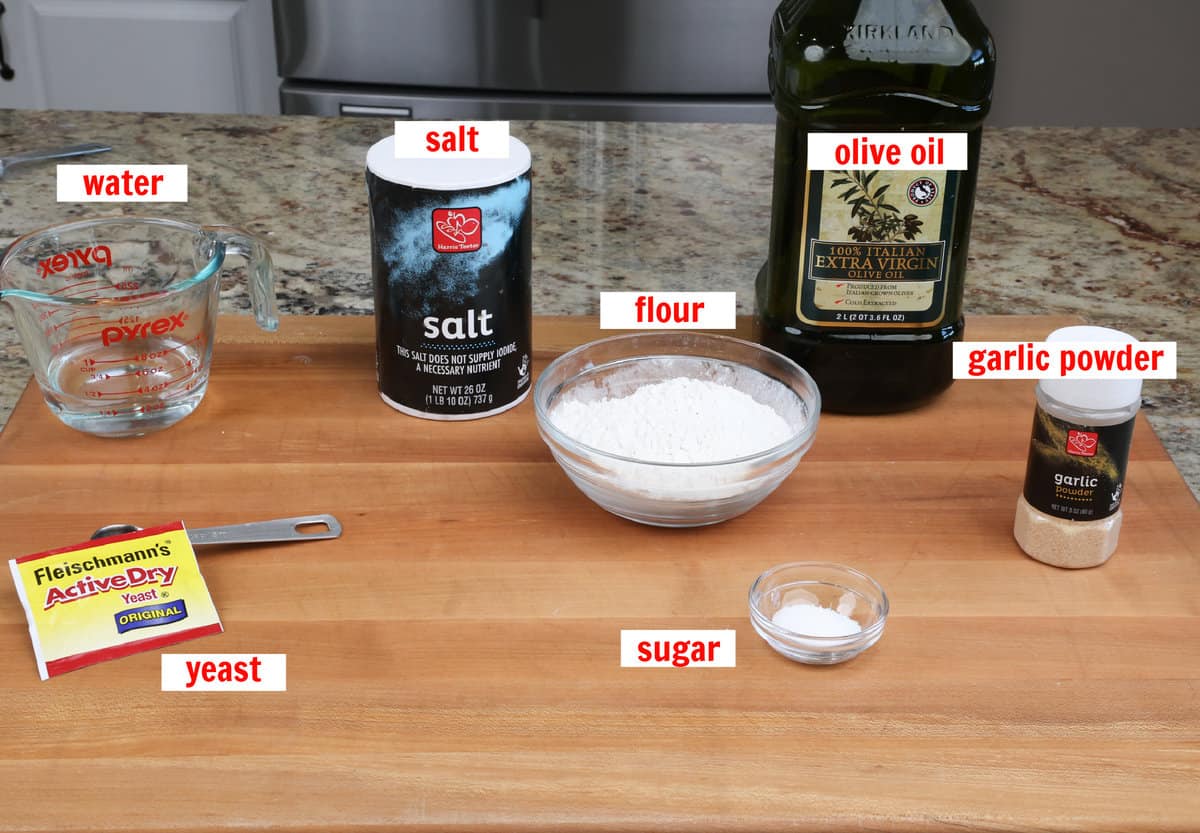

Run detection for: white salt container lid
[[366, 134, 531, 191], [1040, 325, 1143, 411]]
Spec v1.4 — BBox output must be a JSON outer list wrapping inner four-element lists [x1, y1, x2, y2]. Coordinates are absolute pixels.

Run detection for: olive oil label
[[1022, 405, 1135, 521], [795, 168, 959, 328]]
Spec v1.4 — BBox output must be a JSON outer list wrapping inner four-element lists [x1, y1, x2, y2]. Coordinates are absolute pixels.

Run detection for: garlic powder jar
[[1013, 326, 1142, 568]]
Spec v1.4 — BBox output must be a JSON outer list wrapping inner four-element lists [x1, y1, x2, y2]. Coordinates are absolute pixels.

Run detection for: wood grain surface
[[0, 315, 1197, 833]]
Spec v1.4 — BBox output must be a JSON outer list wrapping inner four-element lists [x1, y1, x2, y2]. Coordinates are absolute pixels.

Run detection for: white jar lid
[[366, 134, 531, 191], [1040, 325, 1143, 411]]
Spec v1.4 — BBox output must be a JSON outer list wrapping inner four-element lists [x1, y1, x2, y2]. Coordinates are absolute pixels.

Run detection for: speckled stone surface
[[1, 112, 1196, 497]]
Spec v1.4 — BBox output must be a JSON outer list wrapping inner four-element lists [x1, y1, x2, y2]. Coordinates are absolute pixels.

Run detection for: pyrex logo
[[101, 312, 188, 347], [38, 245, 112, 278], [432, 208, 482, 253]]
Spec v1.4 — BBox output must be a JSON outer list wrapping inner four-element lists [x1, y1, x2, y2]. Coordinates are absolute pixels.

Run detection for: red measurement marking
[[47, 279, 103, 296], [50, 315, 102, 332], [85, 388, 141, 397], [79, 338, 201, 364], [92, 353, 143, 364], [112, 290, 170, 303]]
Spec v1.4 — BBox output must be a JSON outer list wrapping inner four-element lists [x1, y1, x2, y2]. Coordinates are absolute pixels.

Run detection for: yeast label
[[394, 121, 510, 158], [57, 164, 188, 202], [808, 133, 968, 171], [162, 653, 287, 691]]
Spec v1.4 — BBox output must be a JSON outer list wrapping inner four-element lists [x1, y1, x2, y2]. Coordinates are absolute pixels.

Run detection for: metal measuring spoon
[[0, 142, 111, 179], [90, 514, 342, 546]]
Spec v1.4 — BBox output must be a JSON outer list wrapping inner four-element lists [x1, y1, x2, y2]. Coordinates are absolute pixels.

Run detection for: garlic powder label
[[1022, 406, 1135, 521]]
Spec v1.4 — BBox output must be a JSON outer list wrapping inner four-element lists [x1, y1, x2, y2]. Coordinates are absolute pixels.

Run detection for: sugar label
[[620, 629, 737, 668]]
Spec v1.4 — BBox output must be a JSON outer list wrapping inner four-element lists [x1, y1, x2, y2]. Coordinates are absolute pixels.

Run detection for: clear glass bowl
[[533, 332, 820, 527], [749, 562, 888, 664]]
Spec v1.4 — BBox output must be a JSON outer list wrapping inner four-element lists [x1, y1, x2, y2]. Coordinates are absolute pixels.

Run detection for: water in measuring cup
[[42, 335, 209, 437]]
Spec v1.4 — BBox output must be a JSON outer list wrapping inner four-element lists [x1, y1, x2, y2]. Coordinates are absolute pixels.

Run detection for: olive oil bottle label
[[794, 168, 960, 329], [1022, 405, 1135, 521]]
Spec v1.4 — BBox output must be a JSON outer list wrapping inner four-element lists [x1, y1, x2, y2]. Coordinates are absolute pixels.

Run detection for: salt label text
[[394, 121, 510, 158]]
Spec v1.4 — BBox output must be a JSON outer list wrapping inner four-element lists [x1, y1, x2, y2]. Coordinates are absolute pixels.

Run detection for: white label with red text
[[620, 629, 736, 668], [394, 121, 510, 158], [807, 133, 967, 170], [600, 292, 736, 330], [57, 165, 187, 202], [162, 653, 286, 691], [953, 341, 1177, 379]]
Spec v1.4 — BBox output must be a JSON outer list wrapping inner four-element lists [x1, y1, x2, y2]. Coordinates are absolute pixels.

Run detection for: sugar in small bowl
[[749, 562, 888, 664], [533, 332, 820, 527]]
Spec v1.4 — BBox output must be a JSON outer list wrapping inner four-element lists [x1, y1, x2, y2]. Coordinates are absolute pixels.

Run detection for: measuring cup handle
[[204, 225, 279, 332]]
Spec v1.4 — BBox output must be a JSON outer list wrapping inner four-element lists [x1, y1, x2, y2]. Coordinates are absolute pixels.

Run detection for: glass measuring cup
[[0, 217, 278, 437]]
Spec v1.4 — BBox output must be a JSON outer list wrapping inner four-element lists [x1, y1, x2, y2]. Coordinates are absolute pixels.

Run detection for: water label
[[57, 164, 188, 202]]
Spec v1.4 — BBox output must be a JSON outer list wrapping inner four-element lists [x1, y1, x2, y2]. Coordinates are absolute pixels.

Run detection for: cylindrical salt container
[[366, 135, 532, 419]]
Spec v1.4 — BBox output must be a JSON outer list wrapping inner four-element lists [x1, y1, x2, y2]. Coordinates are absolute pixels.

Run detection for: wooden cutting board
[[0, 315, 1197, 833]]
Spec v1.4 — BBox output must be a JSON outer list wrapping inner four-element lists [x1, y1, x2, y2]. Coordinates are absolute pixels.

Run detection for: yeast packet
[[8, 522, 222, 680]]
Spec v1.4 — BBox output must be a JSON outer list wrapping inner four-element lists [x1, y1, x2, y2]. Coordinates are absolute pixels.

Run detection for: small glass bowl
[[749, 562, 888, 665], [533, 332, 820, 527]]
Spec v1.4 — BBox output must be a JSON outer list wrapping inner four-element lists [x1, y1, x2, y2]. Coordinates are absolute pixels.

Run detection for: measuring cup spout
[[204, 225, 279, 332]]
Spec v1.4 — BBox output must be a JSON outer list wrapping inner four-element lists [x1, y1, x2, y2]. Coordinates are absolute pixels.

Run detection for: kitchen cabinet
[[0, 0, 278, 114]]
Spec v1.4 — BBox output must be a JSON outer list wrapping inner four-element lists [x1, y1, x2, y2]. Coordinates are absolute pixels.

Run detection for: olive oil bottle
[[756, 0, 995, 412]]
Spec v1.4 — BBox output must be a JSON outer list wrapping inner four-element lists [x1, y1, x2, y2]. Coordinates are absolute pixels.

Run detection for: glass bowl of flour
[[534, 332, 820, 527]]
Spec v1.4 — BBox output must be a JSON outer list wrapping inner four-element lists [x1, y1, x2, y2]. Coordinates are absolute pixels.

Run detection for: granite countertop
[[0, 111, 1196, 497]]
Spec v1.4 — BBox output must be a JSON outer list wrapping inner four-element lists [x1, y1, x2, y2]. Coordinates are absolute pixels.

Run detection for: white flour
[[550, 376, 793, 464]]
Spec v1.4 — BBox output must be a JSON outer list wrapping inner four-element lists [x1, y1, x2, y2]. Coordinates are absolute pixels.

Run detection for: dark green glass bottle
[[757, 0, 995, 413]]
